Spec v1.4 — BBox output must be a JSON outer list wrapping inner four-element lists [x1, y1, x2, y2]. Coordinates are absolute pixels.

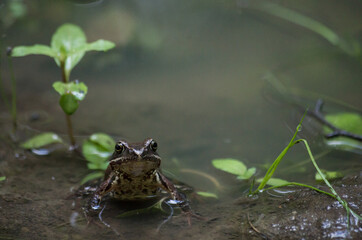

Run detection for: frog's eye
[[115, 143, 124, 153], [150, 140, 158, 151]]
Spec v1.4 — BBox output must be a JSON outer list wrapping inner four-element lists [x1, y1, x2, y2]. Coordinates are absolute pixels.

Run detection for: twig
[[247, 213, 268, 239], [308, 99, 362, 142], [180, 168, 222, 190]]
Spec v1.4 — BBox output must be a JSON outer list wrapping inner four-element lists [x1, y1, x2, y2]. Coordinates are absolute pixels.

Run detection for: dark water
[[0, 0, 361, 239]]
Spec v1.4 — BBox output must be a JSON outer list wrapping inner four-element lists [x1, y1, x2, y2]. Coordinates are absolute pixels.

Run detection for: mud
[[226, 175, 362, 239], [1, 132, 360, 240]]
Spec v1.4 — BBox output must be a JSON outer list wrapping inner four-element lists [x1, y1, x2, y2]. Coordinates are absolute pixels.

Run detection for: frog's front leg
[[90, 171, 116, 210], [156, 172, 195, 224]]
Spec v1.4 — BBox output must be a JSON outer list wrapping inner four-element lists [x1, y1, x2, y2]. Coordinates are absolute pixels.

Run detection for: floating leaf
[[53, 81, 88, 101], [323, 112, 362, 152], [80, 171, 104, 184], [256, 177, 290, 187], [11, 44, 56, 58], [0, 176, 6, 182], [21, 132, 63, 149], [315, 169, 343, 181], [196, 191, 218, 199], [59, 93, 79, 115], [212, 159, 247, 176], [324, 112, 362, 134]]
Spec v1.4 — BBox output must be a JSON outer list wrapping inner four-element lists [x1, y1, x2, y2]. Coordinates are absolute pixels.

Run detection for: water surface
[[1, 0, 361, 239]]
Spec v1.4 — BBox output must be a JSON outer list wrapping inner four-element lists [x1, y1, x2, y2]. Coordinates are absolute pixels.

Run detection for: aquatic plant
[[81, 133, 115, 183], [265, 73, 362, 151], [249, 1, 361, 60], [253, 114, 362, 222], [212, 158, 256, 180], [11, 23, 115, 148], [212, 113, 361, 222]]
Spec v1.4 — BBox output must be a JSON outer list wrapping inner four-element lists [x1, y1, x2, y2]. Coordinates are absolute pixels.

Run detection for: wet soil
[[1, 126, 361, 240], [225, 175, 362, 239]]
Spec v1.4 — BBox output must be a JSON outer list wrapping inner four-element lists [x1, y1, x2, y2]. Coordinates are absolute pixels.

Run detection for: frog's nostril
[[133, 149, 143, 156]]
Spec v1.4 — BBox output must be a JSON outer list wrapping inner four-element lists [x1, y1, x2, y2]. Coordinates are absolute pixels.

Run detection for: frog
[[90, 138, 195, 223]]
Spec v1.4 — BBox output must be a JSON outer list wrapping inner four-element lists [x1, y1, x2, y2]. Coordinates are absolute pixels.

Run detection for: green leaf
[[83, 39, 115, 52], [82, 140, 111, 163], [53, 81, 88, 101], [59, 93, 79, 115], [256, 177, 290, 187], [80, 171, 104, 184], [236, 167, 256, 180], [50, 24, 115, 77], [87, 162, 108, 170], [0, 176, 6, 182], [324, 112, 362, 134], [51, 23, 87, 76], [89, 133, 116, 152], [254, 112, 306, 193], [323, 112, 362, 151], [21, 132, 63, 149], [11, 45, 56, 58], [315, 169, 343, 181], [82, 133, 115, 167], [196, 191, 218, 199], [212, 158, 247, 176], [245, 167, 256, 177]]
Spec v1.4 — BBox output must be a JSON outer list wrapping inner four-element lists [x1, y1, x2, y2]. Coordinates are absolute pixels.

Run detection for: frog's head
[[109, 138, 161, 177]]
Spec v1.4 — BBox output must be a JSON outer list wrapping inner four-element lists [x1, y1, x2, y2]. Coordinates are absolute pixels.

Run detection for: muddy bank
[[214, 174, 361, 239]]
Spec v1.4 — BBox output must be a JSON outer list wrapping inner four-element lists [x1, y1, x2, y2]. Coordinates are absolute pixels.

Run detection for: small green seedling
[[0, 176, 6, 182], [12, 23, 115, 148], [212, 158, 256, 180]]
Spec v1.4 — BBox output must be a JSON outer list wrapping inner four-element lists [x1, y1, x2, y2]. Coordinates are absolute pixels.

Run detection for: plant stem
[[7, 53, 17, 131], [254, 112, 306, 193], [264, 182, 336, 199], [65, 114, 76, 147], [298, 139, 362, 221], [60, 60, 76, 147], [0, 41, 11, 111], [60, 61, 67, 83]]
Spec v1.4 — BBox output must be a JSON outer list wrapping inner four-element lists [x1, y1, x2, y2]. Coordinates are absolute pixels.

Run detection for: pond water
[[0, 0, 361, 239]]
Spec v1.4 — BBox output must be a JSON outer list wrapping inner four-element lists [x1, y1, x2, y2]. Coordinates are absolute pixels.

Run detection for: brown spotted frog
[[91, 138, 195, 222]]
